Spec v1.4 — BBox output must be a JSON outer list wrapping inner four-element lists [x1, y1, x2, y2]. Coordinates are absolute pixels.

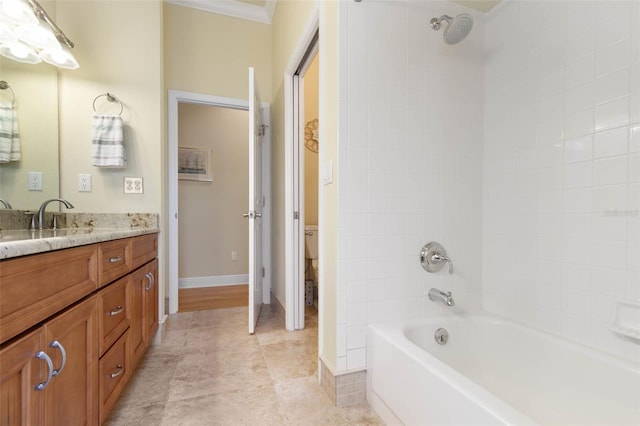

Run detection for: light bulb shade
[[0, 0, 38, 26], [39, 44, 78, 69], [15, 20, 60, 50], [0, 21, 16, 43], [0, 39, 41, 63]]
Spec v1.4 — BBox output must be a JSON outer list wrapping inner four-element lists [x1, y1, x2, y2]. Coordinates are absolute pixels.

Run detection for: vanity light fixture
[[0, 0, 79, 69]]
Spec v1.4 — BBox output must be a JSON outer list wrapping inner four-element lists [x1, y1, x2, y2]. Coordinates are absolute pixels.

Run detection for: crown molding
[[166, 0, 277, 24]]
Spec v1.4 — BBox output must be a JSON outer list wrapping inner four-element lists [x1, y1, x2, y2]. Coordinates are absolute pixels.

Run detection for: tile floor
[[105, 306, 384, 425]]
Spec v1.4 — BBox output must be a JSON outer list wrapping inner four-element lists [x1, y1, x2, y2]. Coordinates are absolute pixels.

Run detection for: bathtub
[[367, 314, 640, 425]]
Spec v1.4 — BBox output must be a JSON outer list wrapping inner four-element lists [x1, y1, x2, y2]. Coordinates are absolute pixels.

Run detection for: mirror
[[0, 56, 60, 210]]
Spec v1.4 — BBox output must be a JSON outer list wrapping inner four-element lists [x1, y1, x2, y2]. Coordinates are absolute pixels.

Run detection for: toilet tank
[[304, 225, 318, 259]]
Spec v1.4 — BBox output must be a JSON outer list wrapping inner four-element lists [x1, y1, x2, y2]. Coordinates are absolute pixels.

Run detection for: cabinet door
[[0, 329, 45, 426], [44, 296, 99, 426], [143, 260, 159, 346], [128, 259, 158, 370], [127, 267, 146, 369]]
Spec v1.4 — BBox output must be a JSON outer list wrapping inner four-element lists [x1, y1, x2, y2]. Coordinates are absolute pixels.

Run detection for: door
[[247, 67, 264, 334]]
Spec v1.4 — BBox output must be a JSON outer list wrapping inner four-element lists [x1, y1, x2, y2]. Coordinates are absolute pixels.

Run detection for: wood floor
[[178, 284, 248, 312]]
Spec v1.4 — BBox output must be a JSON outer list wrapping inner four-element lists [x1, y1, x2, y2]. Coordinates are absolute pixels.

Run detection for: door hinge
[[294, 211, 299, 220], [259, 124, 268, 136], [262, 267, 265, 277], [262, 196, 266, 207]]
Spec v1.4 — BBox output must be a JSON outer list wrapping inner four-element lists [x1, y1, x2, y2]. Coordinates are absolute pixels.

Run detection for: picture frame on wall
[[178, 147, 213, 181]]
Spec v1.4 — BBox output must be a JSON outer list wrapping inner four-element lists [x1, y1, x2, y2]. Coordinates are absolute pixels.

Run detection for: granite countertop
[[0, 227, 159, 260], [0, 212, 160, 260]]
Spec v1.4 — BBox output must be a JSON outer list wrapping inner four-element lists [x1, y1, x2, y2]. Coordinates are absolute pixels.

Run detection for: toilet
[[304, 225, 319, 305]]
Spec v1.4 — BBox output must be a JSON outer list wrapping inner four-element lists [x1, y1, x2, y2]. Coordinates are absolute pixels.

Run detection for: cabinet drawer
[[0, 245, 98, 344], [98, 276, 130, 356], [98, 239, 132, 287], [131, 233, 158, 270], [99, 330, 129, 424]]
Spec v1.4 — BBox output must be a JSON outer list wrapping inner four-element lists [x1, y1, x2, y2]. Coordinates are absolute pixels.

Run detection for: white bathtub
[[367, 314, 640, 425]]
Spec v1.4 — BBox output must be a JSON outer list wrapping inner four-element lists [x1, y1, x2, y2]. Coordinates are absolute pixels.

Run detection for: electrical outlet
[[124, 177, 143, 194], [28, 172, 43, 191], [78, 173, 92, 192], [231, 251, 237, 261]]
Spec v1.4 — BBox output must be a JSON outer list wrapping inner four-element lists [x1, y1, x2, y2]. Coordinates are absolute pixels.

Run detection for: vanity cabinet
[[0, 295, 99, 426], [0, 232, 158, 426]]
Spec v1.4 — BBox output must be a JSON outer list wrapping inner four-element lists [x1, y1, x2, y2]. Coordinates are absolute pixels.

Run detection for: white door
[[247, 67, 264, 334]]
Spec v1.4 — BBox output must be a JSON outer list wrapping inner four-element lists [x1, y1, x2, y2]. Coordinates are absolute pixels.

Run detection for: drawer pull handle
[[108, 256, 123, 263], [34, 351, 54, 391], [50, 340, 67, 376], [109, 364, 124, 379], [144, 272, 154, 291], [106, 305, 124, 316]]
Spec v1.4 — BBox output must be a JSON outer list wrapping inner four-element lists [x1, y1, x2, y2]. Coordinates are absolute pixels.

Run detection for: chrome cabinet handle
[[144, 272, 154, 291], [108, 256, 123, 263], [106, 305, 124, 316], [109, 364, 124, 378], [50, 340, 66, 376], [34, 351, 54, 391]]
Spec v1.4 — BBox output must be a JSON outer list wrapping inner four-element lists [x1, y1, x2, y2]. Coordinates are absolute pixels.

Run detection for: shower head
[[430, 13, 474, 45]]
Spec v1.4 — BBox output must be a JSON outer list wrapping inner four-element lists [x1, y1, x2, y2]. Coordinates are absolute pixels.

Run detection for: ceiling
[[166, 0, 502, 24]]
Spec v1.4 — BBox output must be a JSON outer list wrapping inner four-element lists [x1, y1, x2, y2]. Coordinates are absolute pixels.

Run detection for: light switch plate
[[124, 177, 143, 194]]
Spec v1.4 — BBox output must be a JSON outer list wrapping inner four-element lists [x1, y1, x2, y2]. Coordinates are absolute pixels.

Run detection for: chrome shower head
[[430, 13, 474, 45]]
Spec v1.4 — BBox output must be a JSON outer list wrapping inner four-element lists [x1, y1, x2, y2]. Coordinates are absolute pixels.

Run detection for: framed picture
[[178, 147, 213, 181]]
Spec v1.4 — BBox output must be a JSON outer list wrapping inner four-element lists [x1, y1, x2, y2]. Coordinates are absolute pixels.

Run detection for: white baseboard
[[179, 274, 249, 289]]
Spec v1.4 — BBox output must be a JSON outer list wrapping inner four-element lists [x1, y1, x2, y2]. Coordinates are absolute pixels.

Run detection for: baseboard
[[270, 291, 286, 324], [319, 357, 367, 407], [179, 274, 248, 289]]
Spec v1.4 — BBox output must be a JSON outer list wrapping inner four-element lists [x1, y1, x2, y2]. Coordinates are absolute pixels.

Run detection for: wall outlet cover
[[78, 173, 92, 192], [124, 177, 143, 194], [28, 171, 43, 191]]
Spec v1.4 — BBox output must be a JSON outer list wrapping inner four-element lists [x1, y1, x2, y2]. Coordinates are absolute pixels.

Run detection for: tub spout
[[428, 288, 455, 307]]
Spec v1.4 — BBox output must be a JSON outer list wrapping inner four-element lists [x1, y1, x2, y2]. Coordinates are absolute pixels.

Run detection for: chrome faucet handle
[[431, 253, 454, 274], [420, 242, 454, 275]]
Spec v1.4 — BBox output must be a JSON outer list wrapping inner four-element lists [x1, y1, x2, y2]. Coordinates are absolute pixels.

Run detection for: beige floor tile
[[108, 305, 383, 425]]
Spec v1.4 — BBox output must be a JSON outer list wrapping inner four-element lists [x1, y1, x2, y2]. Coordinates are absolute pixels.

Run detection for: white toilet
[[304, 225, 319, 304]]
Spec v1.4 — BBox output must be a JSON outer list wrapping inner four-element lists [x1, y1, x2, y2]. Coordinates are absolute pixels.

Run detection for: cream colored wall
[[163, 3, 272, 101], [270, 0, 317, 309], [318, 0, 339, 373], [0, 58, 59, 210], [178, 104, 249, 279], [56, 0, 163, 216], [303, 54, 319, 226]]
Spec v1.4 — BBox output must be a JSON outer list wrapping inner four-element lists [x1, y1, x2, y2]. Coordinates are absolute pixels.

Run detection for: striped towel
[[0, 102, 21, 163], [92, 113, 126, 168]]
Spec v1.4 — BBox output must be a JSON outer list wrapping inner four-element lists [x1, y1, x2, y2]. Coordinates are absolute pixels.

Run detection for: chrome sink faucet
[[428, 288, 455, 307], [36, 199, 74, 230], [0, 198, 12, 209]]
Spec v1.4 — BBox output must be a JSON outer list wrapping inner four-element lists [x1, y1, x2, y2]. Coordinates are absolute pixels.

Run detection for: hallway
[[106, 306, 383, 425]]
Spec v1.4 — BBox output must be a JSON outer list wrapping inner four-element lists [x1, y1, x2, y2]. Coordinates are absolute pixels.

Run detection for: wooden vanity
[[0, 232, 158, 425]]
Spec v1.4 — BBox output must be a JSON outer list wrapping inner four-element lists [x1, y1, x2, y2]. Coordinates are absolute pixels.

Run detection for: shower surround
[[334, 0, 639, 373]]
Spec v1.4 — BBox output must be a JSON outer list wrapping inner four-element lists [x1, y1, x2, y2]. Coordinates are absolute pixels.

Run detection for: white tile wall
[[483, 0, 640, 363], [336, 0, 484, 371]]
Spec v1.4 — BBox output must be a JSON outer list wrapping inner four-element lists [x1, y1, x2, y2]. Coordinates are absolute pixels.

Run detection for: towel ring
[[0, 81, 15, 105], [92, 93, 123, 116]]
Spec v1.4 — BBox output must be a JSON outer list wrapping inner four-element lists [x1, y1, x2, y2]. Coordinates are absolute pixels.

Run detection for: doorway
[[167, 90, 271, 316]]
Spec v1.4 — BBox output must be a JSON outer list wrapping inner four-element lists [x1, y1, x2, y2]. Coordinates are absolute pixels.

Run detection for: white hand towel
[[92, 113, 126, 168], [0, 102, 21, 163]]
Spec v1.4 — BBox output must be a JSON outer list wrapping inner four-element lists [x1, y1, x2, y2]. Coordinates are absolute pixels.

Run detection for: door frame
[[284, 8, 320, 331], [167, 89, 271, 314]]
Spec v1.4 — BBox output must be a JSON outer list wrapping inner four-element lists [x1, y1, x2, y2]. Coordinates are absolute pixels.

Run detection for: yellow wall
[[319, 0, 339, 373], [303, 54, 319, 226], [270, 0, 317, 308], [178, 105, 249, 279], [56, 0, 163, 215], [163, 3, 272, 101]]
